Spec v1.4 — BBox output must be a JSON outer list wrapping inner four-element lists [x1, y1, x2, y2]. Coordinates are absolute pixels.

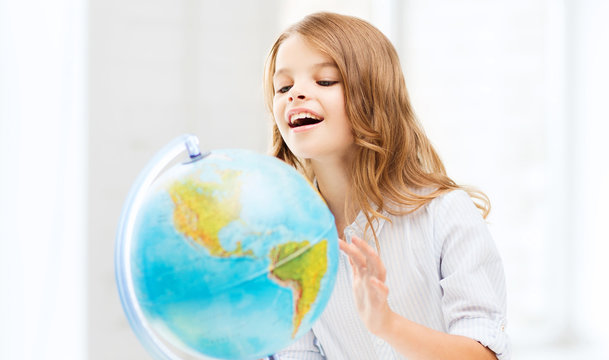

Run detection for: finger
[[351, 235, 377, 259], [348, 237, 380, 277], [339, 240, 363, 279], [351, 236, 387, 282], [339, 239, 368, 270], [368, 253, 387, 283]]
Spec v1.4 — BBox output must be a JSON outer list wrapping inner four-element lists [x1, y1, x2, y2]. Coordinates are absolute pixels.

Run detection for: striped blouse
[[273, 189, 510, 360]]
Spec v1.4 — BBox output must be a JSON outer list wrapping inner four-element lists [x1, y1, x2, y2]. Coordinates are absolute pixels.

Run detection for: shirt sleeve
[[272, 330, 325, 360], [434, 190, 511, 360]]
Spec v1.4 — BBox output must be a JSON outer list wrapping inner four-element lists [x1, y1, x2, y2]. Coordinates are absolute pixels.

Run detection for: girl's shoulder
[[428, 188, 481, 217], [379, 188, 485, 236], [391, 188, 482, 223], [395, 187, 475, 213], [431, 188, 474, 207]]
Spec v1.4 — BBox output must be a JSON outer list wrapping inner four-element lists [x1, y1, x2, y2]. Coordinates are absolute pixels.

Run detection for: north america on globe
[[169, 168, 253, 258]]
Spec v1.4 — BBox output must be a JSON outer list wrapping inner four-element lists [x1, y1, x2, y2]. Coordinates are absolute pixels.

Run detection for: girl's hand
[[339, 235, 394, 336]]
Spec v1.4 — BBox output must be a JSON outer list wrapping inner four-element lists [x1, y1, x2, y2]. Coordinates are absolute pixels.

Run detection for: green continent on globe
[[269, 240, 328, 338], [168, 169, 253, 258]]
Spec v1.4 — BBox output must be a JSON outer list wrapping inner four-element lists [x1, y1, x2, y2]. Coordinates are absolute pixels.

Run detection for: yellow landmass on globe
[[269, 240, 328, 338], [168, 169, 253, 258]]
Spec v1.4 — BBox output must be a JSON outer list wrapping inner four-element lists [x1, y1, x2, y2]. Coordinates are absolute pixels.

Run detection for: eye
[[317, 80, 338, 87], [277, 85, 292, 94]]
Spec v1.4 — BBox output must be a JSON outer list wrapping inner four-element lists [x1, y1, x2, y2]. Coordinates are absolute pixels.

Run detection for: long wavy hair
[[264, 12, 490, 245]]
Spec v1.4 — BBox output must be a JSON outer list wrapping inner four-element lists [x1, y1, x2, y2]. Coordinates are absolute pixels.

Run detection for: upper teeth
[[290, 112, 320, 124]]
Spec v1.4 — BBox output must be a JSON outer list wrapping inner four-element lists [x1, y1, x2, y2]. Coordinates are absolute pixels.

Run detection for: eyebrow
[[273, 62, 338, 79]]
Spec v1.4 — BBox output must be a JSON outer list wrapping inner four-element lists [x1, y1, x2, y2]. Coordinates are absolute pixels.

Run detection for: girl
[[264, 12, 509, 360]]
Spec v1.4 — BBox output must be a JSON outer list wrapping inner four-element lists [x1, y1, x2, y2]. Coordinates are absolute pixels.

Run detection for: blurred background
[[1, 0, 608, 359]]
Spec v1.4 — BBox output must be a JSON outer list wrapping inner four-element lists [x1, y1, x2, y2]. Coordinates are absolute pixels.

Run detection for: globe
[[115, 135, 339, 360]]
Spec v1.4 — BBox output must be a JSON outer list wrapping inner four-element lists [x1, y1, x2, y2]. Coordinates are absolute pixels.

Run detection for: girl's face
[[272, 34, 354, 163]]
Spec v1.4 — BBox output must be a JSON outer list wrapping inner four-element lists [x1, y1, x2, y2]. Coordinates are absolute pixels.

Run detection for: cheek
[[329, 89, 347, 115], [272, 98, 282, 121], [329, 93, 349, 126], [272, 100, 289, 136]]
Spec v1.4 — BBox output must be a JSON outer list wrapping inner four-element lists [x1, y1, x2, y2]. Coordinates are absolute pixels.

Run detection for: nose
[[288, 90, 306, 102]]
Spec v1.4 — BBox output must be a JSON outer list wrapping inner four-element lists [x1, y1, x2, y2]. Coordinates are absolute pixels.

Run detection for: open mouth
[[288, 117, 323, 128], [288, 112, 324, 128]]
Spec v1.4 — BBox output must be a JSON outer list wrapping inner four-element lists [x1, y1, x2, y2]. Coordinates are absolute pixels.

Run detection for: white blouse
[[273, 190, 510, 360]]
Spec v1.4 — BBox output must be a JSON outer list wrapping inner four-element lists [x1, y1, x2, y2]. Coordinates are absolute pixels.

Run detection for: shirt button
[[375, 338, 384, 345]]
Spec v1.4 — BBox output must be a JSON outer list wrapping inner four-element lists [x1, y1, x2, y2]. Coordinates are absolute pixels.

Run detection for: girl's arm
[[339, 236, 497, 360]]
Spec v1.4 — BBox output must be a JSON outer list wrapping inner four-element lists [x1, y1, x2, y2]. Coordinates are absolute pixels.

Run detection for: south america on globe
[[115, 135, 339, 360]]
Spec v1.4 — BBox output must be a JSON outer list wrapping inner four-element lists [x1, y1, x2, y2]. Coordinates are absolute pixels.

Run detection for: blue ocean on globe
[[121, 147, 338, 360]]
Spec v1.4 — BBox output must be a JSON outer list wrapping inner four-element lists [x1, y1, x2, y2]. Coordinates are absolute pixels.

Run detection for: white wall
[[570, 0, 609, 348], [0, 0, 87, 359]]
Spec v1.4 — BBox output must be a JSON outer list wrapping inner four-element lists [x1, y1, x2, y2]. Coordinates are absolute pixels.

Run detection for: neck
[[311, 158, 355, 237]]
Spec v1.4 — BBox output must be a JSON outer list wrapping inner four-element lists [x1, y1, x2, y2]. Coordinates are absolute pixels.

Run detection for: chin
[[283, 144, 316, 160], [287, 149, 315, 160]]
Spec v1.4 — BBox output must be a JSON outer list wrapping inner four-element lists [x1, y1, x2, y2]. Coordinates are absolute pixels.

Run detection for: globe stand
[[115, 134, 216, 360]]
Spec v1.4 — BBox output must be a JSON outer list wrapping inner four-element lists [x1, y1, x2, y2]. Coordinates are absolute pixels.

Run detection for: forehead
[[274, 34, 336, 75]]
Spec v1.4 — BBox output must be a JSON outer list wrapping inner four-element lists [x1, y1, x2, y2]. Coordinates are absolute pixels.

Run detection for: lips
[[287, 109, 324, 128]]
